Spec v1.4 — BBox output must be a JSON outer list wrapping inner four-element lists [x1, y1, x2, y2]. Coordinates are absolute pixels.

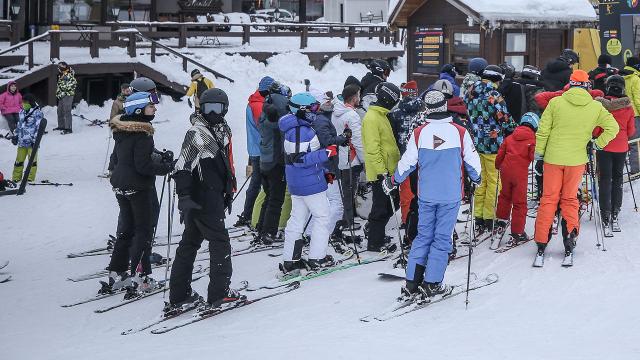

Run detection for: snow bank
[[459, 0, 597, 23]]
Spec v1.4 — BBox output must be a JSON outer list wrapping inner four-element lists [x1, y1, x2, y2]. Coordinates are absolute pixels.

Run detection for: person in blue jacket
[[279, 92, 339, 274], [383, 90, 482, 301], [435, 64, 461, 97]]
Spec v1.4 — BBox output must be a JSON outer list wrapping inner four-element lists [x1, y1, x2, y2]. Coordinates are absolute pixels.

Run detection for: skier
[[620, 57, 640, 175], [361, 82, 402, 252], [0, 171, 16, 191], [463, 65, 515, 236], [541, 49, 579, 91], [460, 57, 488, 98], [594, 75, 636, 235], [431, 79, 470, 131], [110, 83, 131, 119], [186, 69, 214, 110], [54, 62, 76, 134], [533, 70, 619, 267], [100, 92, 174, 297], [0, 81, 22, 134], [588, 55, 617, 93], [166, 88, 242, 312], [279, 92, 338, 273], [344, 75, 366, 119], [360, 59, 390, 110], [332, 83, 365, 233], [518, 65, 546, 116], [498, 62, 527, 122], [130, 77, 161, 104], [494, 112, 539, 246], [435, 64, 461, 97], [383, 90, 481, 300], [11, 94, 43, 182], [234, 76, 274, 228]]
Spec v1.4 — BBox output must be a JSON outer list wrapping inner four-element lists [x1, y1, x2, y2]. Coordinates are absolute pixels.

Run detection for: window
[[504, 32, 527, 71], [53, 0, 102, 23], [452, 32, 480, 74], [109, 0, 151, 22]]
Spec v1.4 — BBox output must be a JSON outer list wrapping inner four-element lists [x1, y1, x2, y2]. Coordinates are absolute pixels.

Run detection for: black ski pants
[[257, 164, 286, 237], [339, 165, 362, 227], [367, 179, 399, 250], [597, 151, 626, 214], [170, 190, 232, 305], [241, 156, 262, 221], [108, 189, 154, 275]]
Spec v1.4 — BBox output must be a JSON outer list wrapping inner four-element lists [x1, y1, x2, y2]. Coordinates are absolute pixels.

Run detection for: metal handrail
[[0, 31, 50, 56]]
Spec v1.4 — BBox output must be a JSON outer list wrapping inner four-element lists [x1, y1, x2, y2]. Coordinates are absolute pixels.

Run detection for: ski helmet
[[190, 69, 201, 78], [499, 62, 516, 80], [368, 59, 391, 78], [560, 49, 579, 65], [289, 92, 319, 119], [481, 65, 505, 83], [440, 63, 458, 78], [605, 74, 626, 97], [124, 92, 154, 115], [431, 79, 454, 98], [375, 82, 401, 110], [520, 112, 540, 131], [468, 57, 488, 75], [130, 77, 157, 92], [521, 65, 541, 80], [199, 88, 229, 126]]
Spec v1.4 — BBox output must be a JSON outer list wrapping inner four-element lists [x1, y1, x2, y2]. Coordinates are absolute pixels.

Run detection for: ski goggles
[[124, 94, 156, 110], [299, 102, 320, 113], [148, 89, 160, 104], [202, 102, 227, 115]]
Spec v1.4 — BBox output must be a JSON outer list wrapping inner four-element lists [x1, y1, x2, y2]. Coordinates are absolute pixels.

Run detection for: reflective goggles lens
[[149, 90, 160, 104], [202, 102, 226, 115]]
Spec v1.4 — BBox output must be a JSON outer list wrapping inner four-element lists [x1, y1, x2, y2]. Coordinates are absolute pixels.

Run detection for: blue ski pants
[[406, 200, 460, 284]]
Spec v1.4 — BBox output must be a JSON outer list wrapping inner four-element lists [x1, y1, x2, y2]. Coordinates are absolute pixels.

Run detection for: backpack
[[195, 78, 209, 100]]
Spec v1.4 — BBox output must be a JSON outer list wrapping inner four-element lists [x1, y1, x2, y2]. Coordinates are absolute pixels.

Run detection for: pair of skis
[[66, 234, 181, 258], [533, 252, 573, 268], [0, 260, 11, 283]]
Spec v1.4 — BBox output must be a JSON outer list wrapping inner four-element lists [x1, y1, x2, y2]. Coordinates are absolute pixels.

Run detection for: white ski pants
[[284, 191, 331, 261], [305, 181, 343, 238]]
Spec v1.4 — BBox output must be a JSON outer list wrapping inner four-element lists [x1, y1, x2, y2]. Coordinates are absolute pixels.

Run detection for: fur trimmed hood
[[109, 115, 154, 136], [596, 96, 632, 112]]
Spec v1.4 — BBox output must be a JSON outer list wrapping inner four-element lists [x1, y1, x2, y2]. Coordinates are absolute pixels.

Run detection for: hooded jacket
[[16, 106, 43, 148], [246, 90, 265, 157], [461, 73, 481, 99], [362, 105, 401, 182], [621, 66, 640, 116], [464, 79, 515, 154], [312, 112, 345, 175], [541, 58, 572, 91], [110, 93, 126, 120], [438, 72, 461, 97], [109, 115, 172, 191], [536, 87, 619, 166], [332, 101, 365, 170], [594, 96, 636, 153], [387, 96, 423, 154], [495, 125, 536, 177], [518, 78, 546, 116], [56, 68, 77, 99], [0, 81, 22, 115], [279, 113, 329, 196], [360, 72, 384, 110], [259, 91, 289, 172], [498, 79, 526, 122]]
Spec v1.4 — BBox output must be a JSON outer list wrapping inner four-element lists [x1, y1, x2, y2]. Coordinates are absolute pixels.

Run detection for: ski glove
[[381, 174, 397, 196], [178, 195, 202, 223], [534, 159, 544, 177], [326, 145, 338, 158], [11, 135, 17, 146], [325, 172, 336, 184], [246, 164, 253, 178], [224, 193, 233, 215]]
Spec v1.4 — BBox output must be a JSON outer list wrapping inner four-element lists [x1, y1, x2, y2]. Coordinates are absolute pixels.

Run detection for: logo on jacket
[[433, 135, 445, 149]]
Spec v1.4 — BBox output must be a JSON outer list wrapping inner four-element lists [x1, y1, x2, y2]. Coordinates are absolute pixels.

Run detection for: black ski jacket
[[541, 58, 572, 91]]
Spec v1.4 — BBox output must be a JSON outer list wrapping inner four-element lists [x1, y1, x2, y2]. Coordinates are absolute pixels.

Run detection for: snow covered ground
[[1, 52, 639, 359]]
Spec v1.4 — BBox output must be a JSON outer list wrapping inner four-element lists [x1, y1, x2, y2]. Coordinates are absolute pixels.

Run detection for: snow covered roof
[[389, 0, 597, 28]]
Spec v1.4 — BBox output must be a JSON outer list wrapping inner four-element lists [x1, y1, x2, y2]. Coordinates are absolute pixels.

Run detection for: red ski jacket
[[534, 85, 604, 111], [593, 96, 636, 153], [495, 125, 536, 177]]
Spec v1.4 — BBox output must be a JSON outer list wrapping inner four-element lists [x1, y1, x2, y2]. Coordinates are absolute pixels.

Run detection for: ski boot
[[473, 218, 486, 238], [506, 232, 529, 247], [533, 242, 546, 267], [199, 288, 247, 314], [490, 219, 508, 250], [306, 255, 336, 271], [233, 214, 251, 228], [398, 280, 420, 302], [562, 230, 577, 267], [449, 232, 458, 262], [418, 282, 453, 303], [279, 259, 306, 276], [124, 274, 157, 300], [163, 290, 204, 317], [601, 211, 613, 237], [611, 210, 621, 232], [98, 271, 131, 295], [251, 233, 274, 246]]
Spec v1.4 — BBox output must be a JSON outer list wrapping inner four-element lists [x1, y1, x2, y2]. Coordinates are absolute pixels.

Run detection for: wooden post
[[50, 32, 60, 60], [89, 32, 99, 58], [182, 57, 188, 72], [127, 33, 136, 58], [48, 65, 57, 106], [348, 26, 355, 49], [300, 27, 308, 49], [110, 24, 118, 41], [179, 24, 187, 48], [151, 41, 156, 63], [384, 29, 390, 45], [28, 41, 34, 69], [242, 25, 250, 45], [378, 27, 384, 43], [10, 23, 19, 45], [393, 30, 399, 47]]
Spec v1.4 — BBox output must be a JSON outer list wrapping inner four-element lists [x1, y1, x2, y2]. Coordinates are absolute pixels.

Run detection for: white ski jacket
[[331, 101, 365, 170]]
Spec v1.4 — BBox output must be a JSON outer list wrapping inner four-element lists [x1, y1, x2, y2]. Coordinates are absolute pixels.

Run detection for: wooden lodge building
[[388, 0, 598, 88]]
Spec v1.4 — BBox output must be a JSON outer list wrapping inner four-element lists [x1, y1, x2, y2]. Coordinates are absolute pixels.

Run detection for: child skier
[[383, 90, 481, 300], [11, 94, 43, 183], [279, 92, 338, 273], [0, 81, 22, 134], [493, 112, 539, 249]]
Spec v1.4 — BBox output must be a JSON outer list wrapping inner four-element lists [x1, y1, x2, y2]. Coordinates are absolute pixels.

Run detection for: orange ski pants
[[399, 177, 413, 224]]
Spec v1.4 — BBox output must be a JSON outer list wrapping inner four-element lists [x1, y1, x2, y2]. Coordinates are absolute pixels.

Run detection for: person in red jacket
[[594, 75, 636, 235], [493, 112, 538, 247]]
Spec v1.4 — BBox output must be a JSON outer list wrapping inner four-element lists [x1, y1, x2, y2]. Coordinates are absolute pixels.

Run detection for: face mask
[[22, 103, 31, 111], [141, 114, 155, 122], [203, 111, 224, 126]]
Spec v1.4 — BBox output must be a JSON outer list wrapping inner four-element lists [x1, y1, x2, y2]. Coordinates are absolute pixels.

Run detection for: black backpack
[[195, 78, 209, 99]]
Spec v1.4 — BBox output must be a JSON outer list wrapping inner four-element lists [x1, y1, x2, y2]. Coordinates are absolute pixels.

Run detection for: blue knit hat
[[520, 112, 540, 131], [258, 76, 275, 92], [468, 57, 488, 75]]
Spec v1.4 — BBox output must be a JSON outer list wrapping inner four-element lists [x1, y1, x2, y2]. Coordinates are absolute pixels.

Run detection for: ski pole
[[625, 158, 638, 211], [490, 170, 501, 242], [589, 151, 605, 251], [101, 133, 112, 177], [465, 185, 476, 310], [337, 171, 361, 264], [232, 175, 251, 202], [153, 175, 168, 241], [163, 178, 176, 299], [387, 189, 406, 268]]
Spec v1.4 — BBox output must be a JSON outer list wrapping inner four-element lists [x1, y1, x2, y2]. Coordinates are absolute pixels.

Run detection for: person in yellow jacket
[[361, 82, 401, 252], [621, 57, 640, 175], [186, 69, 214, 110], [532, 70, 619, 267]]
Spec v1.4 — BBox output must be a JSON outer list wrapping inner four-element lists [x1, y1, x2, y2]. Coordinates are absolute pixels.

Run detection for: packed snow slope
[[1, 53, 639, 359]]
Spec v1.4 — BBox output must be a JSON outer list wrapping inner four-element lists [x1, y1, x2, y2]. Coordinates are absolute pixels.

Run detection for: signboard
[[599, 0, 640, 67], [414, 27, 444, 74]]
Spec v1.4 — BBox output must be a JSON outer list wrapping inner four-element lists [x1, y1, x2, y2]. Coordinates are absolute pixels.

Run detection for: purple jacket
[[279, 113, 329, 196], [0, 81, 22, 115]]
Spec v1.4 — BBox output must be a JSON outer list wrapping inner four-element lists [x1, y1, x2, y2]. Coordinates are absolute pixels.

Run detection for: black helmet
[[521, 65, 541, 80], [200, 88, 229, 116], [375, 82, 400, 110], [605, 75, 626, 97], [130, 77, 157, 92], [269, 81, 282, 95], [560, 49, 579, 65], [368, 59, 390, 78], [481, 65, 505, 82], [499, 62, 516, 80], [191, 69, 201, 77]]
